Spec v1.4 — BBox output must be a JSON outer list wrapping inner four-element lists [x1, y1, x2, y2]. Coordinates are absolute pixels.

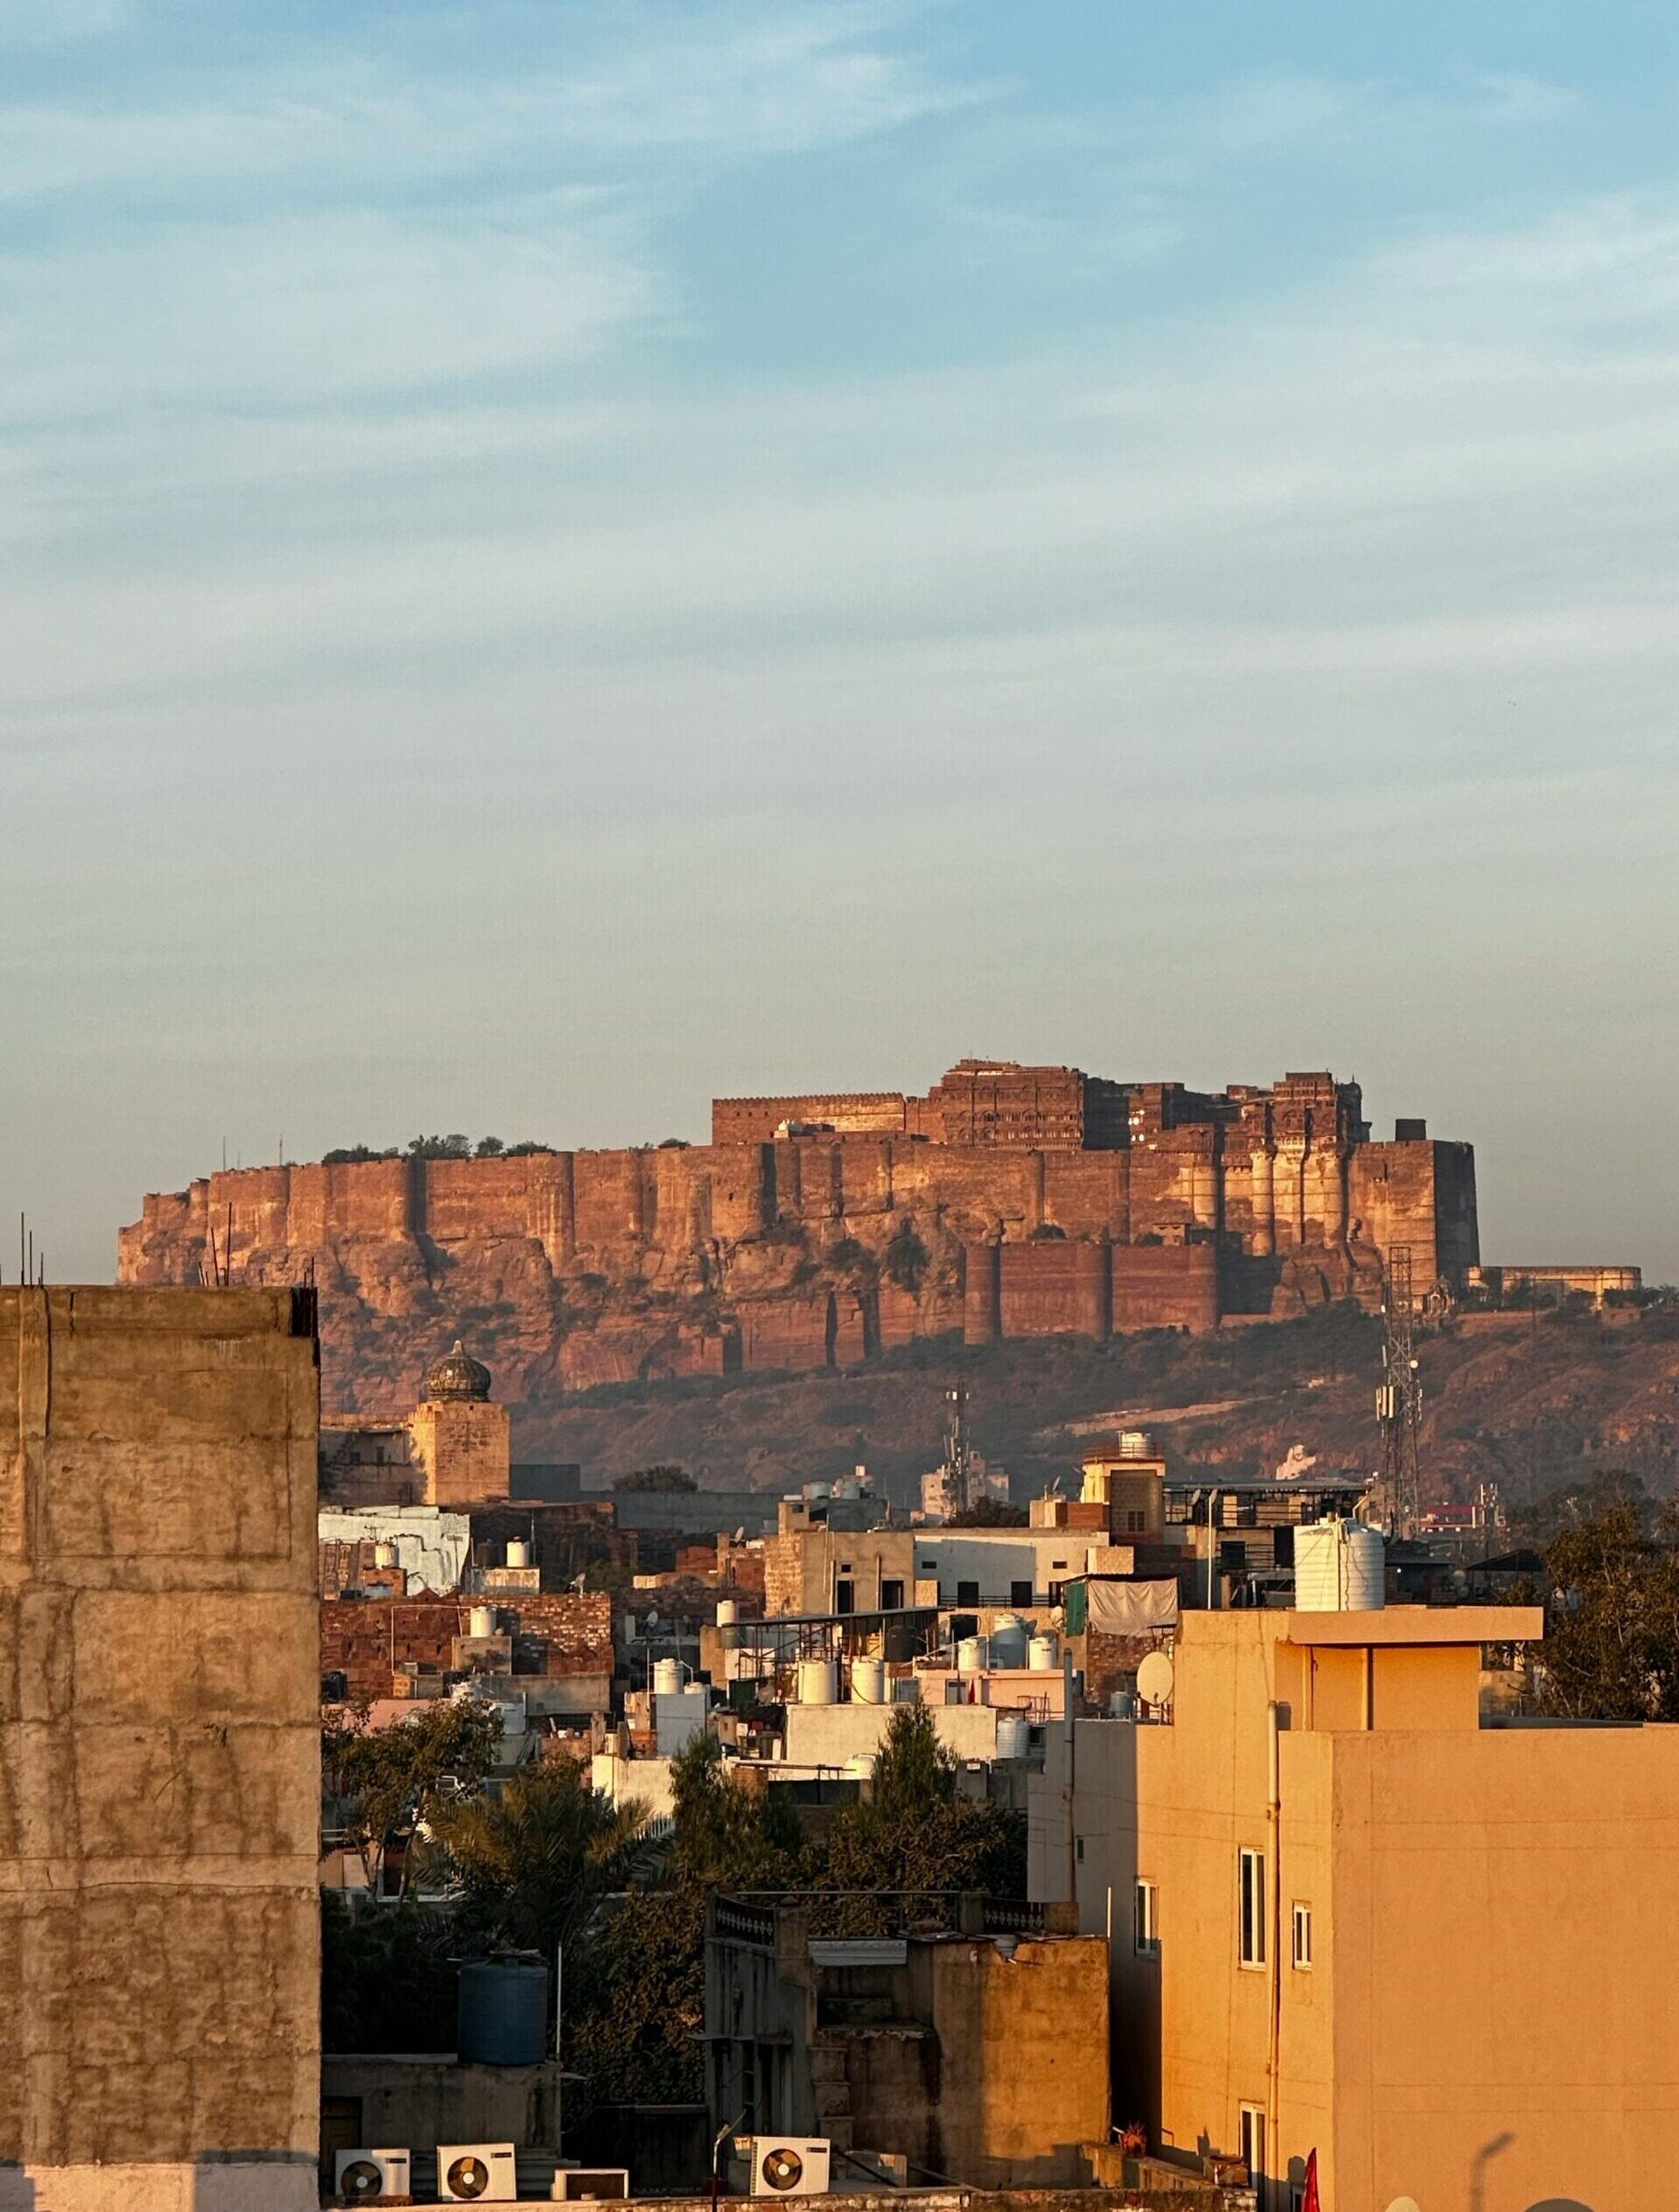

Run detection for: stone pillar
[[964, 1241, 1003, 1345], [1250, 1146, 1276, 1256], [1274, 1139, 1306, 1252], [1075, 1236, 1112, 1343]]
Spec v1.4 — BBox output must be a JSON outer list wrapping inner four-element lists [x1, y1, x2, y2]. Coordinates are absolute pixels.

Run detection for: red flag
[[1301, 2147, 1322, 2212]]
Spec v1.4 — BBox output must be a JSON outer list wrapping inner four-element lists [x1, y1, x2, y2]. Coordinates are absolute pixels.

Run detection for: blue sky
[[3, 0, 1676, 1281]]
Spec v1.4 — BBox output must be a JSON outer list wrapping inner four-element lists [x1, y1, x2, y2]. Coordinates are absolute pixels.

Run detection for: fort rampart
[[118, 1061, 1479, 1413]]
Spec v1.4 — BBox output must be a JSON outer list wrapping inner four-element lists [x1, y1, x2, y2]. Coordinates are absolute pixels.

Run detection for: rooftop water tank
[[652, 1657, 683, 1697], [1028, 1631, 1060, 1671], [956, 1636, 989, 1674], [457, 1957, 548, 2067], [995, 1713, 1030, 1760], [715, 1598, 739, 1628], [505, 1539, 530, 1569], [1294, 1520, 1386, 1612], [851, 1657, 887, 1705], [989, 1615, 1029, 1668], [798, 1658, 839, 1705], [373, 1539, 399, 1570], [468, 1604, 496, 1641]]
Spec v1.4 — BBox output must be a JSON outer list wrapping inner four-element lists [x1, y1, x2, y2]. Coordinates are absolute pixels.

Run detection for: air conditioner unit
[[333, 2147, 412, 2202], [439, 2142, 519, 2202], [750, 2138, 832, 2196], [553, 2169, 630, 2201]]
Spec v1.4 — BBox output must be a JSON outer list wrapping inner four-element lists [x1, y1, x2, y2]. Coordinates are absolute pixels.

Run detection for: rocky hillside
[[525, 1302, 1679, 1513]]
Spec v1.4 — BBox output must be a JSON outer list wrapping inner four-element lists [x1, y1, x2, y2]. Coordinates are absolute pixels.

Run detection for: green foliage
[[790, 1257, 821, 1287], [428, 1762, 658, 1960], [883, 1219, 930, 1294], [820, 1705, 1026, 1925], [568, 1734, 804, 2109], [826, 1237, 869, 1273], [321, 1895, 458, 2054], [613, 1463, 698, 1494], [324, 1701, 502, 1895], [408, 1134, 473, 1158], [504, 1141, 556, 1156], [1513, 1469, 1653, 1543], [322, 1144, 400, 1164], [1538, 1504, 1679, 1721], [949, 1497, 1028, 1527], [1027, 1222, 1067, 1242], [476, 1135, 505, 1156]]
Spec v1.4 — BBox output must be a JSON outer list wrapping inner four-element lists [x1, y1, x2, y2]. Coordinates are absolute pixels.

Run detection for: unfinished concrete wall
[[0, 1286, 321, 2212]]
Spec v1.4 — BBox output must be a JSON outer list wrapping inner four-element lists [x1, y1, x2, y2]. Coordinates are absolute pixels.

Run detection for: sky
[[3, 0, 1676, 1284]]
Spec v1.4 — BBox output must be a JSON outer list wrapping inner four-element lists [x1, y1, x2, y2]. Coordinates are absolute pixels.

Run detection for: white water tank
[[373, 1539, 398, 1569], [851, 1657, 888, 1705], [995, 1713, 1030, 1760], [652, 1657, 683, 1697], [505, 1539, 530, 1569], [798, 1659, 839, 1705], [844, 1754, 876, 1779], [716, 1598, 739, 1628], [1108, 1690, 1138, 1719], [1294, 1520, 1386, 1612], [956, 1636, 989, 1674], [1028, 1631, 1060, 1671], [468, 1604, 496, 1640], [989, 1615, 1029, 1668]]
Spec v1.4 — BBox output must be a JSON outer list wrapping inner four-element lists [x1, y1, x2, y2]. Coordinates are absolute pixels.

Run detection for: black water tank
[[457, 1957, 548, 2065]]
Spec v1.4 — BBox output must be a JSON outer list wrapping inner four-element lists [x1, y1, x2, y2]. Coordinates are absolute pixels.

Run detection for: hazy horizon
[[4, 3, 1676, 1284]]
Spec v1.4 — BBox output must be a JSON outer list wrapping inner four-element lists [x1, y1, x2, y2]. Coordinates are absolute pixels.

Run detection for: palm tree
[[428, 1761, 658, 1961]]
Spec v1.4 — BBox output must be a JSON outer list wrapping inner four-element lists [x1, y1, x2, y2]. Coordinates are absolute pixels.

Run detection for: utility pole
[[1376, 1245, 1424, 1538]]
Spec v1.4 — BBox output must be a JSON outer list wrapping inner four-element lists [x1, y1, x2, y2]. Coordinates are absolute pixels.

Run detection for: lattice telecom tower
[[1376, 1245, 1424, 1537]]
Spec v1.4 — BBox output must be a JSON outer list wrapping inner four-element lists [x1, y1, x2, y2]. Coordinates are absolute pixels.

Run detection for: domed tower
[[409, 1338, 510, 1505]]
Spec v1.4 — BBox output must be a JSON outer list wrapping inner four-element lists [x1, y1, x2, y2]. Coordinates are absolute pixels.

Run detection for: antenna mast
[[1376, 1245, 1423, 1538]]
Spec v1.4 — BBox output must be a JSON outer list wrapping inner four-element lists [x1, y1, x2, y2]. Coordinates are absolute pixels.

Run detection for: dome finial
[[425, 1338, 492, 1403]]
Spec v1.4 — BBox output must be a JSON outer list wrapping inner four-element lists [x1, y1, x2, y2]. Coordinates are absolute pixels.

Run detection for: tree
[[324, 1700, 502, 1895], [950, 1497, 1028, 1528], [883, 1220, 930, 1294], [1538, 1504, 1679, 1721], [476, 1135, 505, 1157], [566, 1734, 804, 2108], [429, 1760, 658, 1960], [613, 1464, 698, 1494], [821, 1704, 1025, 1923]]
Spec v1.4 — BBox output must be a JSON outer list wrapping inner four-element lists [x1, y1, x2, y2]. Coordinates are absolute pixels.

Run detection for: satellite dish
[[1136, 1650, 1174, 1708]]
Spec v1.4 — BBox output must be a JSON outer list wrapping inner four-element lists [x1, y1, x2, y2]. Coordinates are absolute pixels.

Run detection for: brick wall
[[322, 1591, 612, 1703]]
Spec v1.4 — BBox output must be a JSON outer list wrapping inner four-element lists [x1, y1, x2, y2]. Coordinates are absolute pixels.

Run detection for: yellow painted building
[[1032, 1605, 1679, 2212]]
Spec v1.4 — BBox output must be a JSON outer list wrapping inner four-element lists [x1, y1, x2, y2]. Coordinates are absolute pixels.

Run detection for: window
[[1238, 2105, 1266, 2185], [1133, 1880, 1159, 1957], [1076, 1837, 1085, 1864], [1010, 1579, 1033, 1608], [1272, 1525, 1295, 1569], [1292, 1901, 1313, 1971], [1125, 1509, 1146, 1533], [881, 1579, 904, 1611], [834, 1579, 854, 1616], [956, 1579, 979, 1607], [1238, 1849, 1266, 1969]]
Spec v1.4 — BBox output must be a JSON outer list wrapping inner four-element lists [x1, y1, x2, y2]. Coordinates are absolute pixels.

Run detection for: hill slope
[[523, 1304, 1679, 1511]]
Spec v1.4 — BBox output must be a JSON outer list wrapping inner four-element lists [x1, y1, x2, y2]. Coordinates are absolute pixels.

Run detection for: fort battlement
[[118, 1057, 1479, 1410]]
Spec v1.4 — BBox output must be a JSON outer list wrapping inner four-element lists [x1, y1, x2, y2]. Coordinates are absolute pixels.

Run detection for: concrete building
[[0, 1286, 320, 2212], [705, 1896, 1109, 2188], [1029, 1603, 1679, 2212], [763, 1523, 1135, 1617]]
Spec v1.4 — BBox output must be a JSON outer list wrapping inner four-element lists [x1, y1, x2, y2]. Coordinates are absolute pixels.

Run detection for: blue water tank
[[457, 1957, 549, 2066]]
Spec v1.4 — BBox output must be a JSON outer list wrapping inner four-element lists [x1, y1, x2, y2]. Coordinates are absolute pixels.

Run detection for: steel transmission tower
[[1376, 1246, 1424, 1537]]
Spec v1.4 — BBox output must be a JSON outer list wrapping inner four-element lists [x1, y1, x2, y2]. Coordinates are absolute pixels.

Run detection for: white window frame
[[1238, 1848, 1266, 1970], [1292, 1900, 1313, 1971], [1133, 1878, 1160, 1957], [1238, 2104, 1266, 2185]]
